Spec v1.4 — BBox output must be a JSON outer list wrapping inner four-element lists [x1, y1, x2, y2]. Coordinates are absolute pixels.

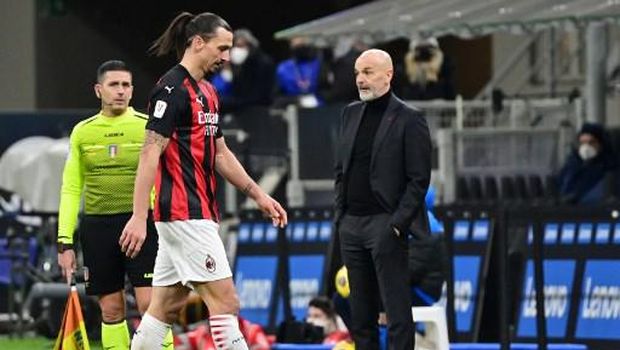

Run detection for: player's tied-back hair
[[149, 12, 232, 60]]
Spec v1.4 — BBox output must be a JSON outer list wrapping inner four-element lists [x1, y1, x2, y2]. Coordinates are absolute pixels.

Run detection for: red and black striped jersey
[[146, 64, 222, 222]]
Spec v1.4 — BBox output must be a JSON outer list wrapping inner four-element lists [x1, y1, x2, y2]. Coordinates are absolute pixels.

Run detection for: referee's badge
[[108, 144, 118, 158]]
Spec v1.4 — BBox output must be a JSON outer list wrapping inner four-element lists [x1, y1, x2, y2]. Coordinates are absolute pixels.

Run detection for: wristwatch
[[57, 242, 74, 253]]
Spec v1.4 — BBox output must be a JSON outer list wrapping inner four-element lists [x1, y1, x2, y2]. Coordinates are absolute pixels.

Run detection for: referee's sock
[[131, 312, 171, 350], [101, 319, 130, 349]]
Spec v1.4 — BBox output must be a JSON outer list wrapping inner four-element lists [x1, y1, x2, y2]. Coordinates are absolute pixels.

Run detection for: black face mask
[[292, 45, 316, 62], [414, 46, 434, 62]]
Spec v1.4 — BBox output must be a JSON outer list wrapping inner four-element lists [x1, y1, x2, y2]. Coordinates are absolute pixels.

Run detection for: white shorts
[[153, 219, 232, 287]]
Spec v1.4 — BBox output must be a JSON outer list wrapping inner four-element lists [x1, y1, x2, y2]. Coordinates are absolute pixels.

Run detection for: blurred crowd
[[210, 29, 456, 114]]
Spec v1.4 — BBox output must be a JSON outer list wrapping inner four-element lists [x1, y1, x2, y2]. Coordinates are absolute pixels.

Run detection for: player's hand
[[119, 215, 147, 258], [256, 194, 288, 228], [57, 250, 76, 284]]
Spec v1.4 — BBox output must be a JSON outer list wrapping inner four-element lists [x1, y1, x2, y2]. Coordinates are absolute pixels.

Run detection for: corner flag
[[53, 286, 90, 350]]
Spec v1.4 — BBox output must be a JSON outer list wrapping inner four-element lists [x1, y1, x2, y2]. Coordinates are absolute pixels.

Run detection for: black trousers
[[339, 213, 414, 350]]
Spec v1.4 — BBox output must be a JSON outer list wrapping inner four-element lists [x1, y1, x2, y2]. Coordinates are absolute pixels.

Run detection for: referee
[[56, 60, 173, 349]]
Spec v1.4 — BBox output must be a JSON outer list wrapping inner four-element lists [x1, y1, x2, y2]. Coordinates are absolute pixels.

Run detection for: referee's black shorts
[[79, 212, 158, 296]]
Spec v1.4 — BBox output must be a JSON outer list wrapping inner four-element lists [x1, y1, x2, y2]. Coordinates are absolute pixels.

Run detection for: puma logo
[[164, 86, 174, 94]]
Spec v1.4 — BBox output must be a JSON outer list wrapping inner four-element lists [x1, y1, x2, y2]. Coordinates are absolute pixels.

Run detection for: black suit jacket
[[334, 92, 432, 235]]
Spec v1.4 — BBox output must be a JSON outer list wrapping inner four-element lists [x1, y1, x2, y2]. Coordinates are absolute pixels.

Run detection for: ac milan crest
[[205, 254, 216, 273]]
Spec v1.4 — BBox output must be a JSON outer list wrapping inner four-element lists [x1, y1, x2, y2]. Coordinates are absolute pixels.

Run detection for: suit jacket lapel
[[343, 103, 365, 174], [371, 94, 400, 168]]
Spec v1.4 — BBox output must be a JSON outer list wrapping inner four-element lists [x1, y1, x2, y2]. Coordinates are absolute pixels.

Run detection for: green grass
[[0, 337, 102, 350]]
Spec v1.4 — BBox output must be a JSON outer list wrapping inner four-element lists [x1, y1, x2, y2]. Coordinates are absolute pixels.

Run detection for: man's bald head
[[354, 49, 394, 101], [357, 49, 393, 70]]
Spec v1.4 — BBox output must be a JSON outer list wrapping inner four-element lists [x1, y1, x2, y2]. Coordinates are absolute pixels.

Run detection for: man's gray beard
[[358, 91, 376, 101]]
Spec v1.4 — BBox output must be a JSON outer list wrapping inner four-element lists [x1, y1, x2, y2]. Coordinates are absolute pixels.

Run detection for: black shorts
[[79, 213, 158, 296]]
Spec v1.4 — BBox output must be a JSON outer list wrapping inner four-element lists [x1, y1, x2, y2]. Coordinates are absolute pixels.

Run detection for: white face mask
[[307, 317, 336, 334], [307, 317, 328, 329], [220, 68, 233, 82], [230, 47, 249, 65], [578, 143, 598, 161]]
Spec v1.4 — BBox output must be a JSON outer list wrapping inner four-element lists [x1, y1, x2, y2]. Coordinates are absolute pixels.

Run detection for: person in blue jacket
[[557, 122, 618, 205], [274, 37, 325, 108]]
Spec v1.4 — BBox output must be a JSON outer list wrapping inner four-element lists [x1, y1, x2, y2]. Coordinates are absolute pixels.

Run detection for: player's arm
[[120, 130, 168, 258], [57, 128, 84, 282], [120, 86, 175, 258], [134, 130, 169, 219], [215, 137, 287, 227]]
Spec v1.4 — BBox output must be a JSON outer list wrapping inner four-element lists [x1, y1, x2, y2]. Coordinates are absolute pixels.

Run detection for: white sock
[[209, 314, 248, 350], [131, 312, 172, 350]]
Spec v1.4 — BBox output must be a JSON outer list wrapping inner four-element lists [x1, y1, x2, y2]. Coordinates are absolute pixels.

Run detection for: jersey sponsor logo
[[164, 85, 174, 94], [104, 132, 124, 137], [205, 254, 216, 273], [198, 111, 220, 137], [153, 100, 167, 118], [108, 144, 118, 158], [197, 111, 218, 125]]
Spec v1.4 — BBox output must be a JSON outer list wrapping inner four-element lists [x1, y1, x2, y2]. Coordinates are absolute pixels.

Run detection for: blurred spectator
[[556, 122, 618, 205], [321, 36, 372, 103], [211, 29, 275, 113], [175, 292, 271, 350], [306, 296, 350, 345], [400, 37, 455, 100], [211, 61, 233, 97], [275, 37, 327, 108]]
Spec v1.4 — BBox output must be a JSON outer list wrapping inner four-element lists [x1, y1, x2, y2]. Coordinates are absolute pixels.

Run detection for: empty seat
[[456, 176, 470, 203], [500, 176, 517, 201], [469, 176, 484, 202], [411, 306, 450, 350], [544, 174, 560, 201], [514, 175, 529, 200], [484, 176, 499, 200], [528, 174, 544, 198]]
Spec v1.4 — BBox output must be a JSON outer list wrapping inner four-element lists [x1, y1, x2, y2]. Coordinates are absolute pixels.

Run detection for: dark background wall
[[35, 0, 373, 109]]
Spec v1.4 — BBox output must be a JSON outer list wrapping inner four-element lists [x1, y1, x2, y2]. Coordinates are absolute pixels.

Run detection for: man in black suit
[[334, 49, 431, 349]]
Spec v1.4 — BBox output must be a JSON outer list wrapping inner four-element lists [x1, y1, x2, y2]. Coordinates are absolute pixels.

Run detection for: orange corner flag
[[53, 286, 91, 350]]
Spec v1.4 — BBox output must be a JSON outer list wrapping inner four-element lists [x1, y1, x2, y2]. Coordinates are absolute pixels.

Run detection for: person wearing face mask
[[220, 29, 275, 113], [211, 28, 275, 113], [399, 37, 455, 101], [275, 36, 327, 108], [556, 122, 618, 205], [306, 296, 350, 344]]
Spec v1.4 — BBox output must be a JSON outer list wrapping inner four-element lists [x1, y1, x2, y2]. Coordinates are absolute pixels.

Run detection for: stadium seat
[[411, 306, 450, 350], [484, 176, 499, 201], [528, 174, 544, 199], [456, 176, 471, 203], [469, 177, 483, 203], [500, 176, 517, 201], [514, 175, 529, 200], [544, 174, 559, 202]]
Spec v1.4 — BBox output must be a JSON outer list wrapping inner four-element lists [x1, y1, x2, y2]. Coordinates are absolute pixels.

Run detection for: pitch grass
[[0, 336, 103, 349]]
